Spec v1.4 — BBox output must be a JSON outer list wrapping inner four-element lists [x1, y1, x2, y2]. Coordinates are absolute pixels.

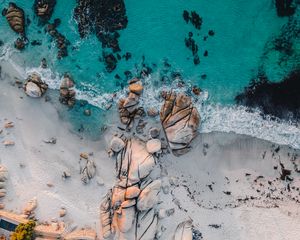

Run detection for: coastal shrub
[[10, 220, 36, 240]]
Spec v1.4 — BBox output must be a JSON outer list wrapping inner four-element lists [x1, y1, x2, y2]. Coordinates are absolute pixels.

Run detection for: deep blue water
[[0, 1, 300, 147]]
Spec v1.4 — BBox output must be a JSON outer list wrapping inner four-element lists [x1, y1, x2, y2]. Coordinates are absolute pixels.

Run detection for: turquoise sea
[[0, 0, 300, 147]]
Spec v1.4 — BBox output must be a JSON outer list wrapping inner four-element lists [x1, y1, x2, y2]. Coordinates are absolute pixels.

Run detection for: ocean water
[[0, 1, 299, 147]]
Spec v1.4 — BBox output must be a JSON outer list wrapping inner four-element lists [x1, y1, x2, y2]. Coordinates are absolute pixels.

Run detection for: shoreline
[[0, 61, 300, 239]]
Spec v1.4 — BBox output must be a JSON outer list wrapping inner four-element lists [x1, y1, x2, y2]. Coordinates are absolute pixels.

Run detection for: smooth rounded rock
[[146, 139, 162, 154], [110, 137, 125, 153]]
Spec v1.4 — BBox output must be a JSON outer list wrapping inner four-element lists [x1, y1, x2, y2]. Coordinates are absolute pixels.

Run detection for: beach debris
[[80, 159, 96, 184], [4, 122, 14, 128], [160, 92, 200, 156], [146, 139, 162, 154], [34, 0, 57, 24], [62, 170, 71, 179], [46, 183, 54, 187], [43, 137, 57, 144], [24, 73, 48, 98], [59, 73, 76, 107], [110, 136, 125, 153], [173, 220, 193, 240], [23, 197, 38, 216], [59, 207, 67, 217], [96, 176, 105, 186], [84, 109, 91, 116], [3, 140, 15, 146], [80, 152, 89, 159]]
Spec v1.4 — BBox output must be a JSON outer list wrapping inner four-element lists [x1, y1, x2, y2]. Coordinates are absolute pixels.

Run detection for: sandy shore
[[0, 61, 300, 239]]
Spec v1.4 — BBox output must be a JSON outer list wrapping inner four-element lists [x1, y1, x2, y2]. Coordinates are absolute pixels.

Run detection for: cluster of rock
[[185, 32, 200, 65], [23, 197, 38, 218], [59, 74, 76, 107], [182, 10, 203, 30], [160, 92, 200, 156], [79, 153, 96, 184], [2, 3, 27, 50], [74, 0, 128, 72], [0, 166, 8, 205], [118, 78, 145, 129], [45, 20, 70, 59], [23, 73, 48, 98], [275, 0, 296, 17], [34, 0, 57, 24], [101, 137, 162, 239]]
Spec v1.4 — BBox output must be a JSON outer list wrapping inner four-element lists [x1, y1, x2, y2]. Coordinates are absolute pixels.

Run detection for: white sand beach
[[0, 61, 300, 239]]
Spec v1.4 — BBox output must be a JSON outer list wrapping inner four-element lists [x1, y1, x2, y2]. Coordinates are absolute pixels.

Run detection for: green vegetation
[[10, 220, 36, 240]]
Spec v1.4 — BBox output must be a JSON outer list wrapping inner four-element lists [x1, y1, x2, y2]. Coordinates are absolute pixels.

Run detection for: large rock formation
[[2, 3, 25, 36], [2, 3, 27, 50], [100, 138, 160, 239], [24, 73, 48, 98], [34, 0, 57, 24], [160, 92, 200, 156]]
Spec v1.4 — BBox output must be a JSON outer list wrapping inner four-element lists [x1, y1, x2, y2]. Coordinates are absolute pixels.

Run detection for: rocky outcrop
[[2, 3, 25, 35], [2, 3, 27, 50], [24, 73, 48, 98], [59, 74, 76, 107], [160, 92, 200, 156], [118, 80, 144, 129], [34, 0, 57, 24], [100, 138, 160, 239]]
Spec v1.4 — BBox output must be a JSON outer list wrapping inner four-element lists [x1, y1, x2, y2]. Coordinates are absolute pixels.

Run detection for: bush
[[10, 220, 36, 240]]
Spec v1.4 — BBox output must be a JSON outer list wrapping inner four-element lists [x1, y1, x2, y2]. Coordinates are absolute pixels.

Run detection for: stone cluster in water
[[74, 0, 128, 72]]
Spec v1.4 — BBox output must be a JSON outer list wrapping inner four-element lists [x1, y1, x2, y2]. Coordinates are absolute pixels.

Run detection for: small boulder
[[146, 139, 161, 154], [24, 73, 48, 98], [110, 137, 125, 153], [129, 83, 143, 95]]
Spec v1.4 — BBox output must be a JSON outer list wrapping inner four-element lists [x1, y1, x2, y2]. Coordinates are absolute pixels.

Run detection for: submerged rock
[[24, 73, 48, 98], [160, 92, 200, 156]]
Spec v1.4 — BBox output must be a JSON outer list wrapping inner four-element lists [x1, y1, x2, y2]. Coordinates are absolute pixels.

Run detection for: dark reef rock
[[14, 37, 26, 50], [74, 0, 128, 71], [183, 10, 190, 23], [34, 0, 57, 24], [103, 52, 117, 73], [182, 10, 202, 30], [275, 0, 296, 17], [2, 3, 26, 36], [235, 70, 300, 121], [45, 20, 70, 59], [185, 34, 200, 65]]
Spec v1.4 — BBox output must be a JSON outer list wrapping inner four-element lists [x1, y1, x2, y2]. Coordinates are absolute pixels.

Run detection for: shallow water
[[0, 0, 299, 147]]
